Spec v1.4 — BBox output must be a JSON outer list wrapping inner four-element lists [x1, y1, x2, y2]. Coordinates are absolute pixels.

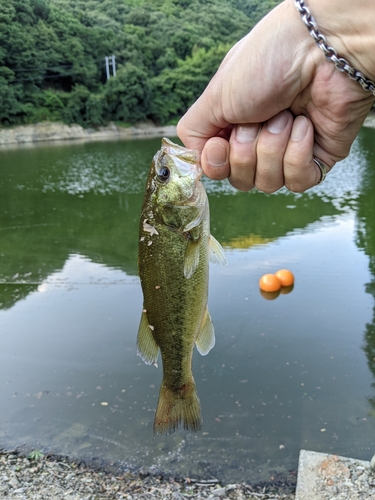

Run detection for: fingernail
[[207, 142, 228, 167], [235, 124, 259, 143], [291, 116, 308, 141], [266, 112, 288, 134]]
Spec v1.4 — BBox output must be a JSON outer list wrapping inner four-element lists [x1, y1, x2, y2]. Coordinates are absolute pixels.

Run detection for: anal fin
[[137, 309, 159, 365]]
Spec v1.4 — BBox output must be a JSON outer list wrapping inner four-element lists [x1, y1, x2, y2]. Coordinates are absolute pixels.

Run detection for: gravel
[[0, 448, 295, 500], [3, 447, 375, 499]]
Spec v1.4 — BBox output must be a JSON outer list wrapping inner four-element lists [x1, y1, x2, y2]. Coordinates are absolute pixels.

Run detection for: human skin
[[177, 0, 375, 193]]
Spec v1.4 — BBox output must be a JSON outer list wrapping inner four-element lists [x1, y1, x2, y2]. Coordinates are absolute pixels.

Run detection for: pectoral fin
[[195, 308, 215, 355], [137, 309, 159, 365], [184, 239, 200, 279], [209, 234, 227, 266]]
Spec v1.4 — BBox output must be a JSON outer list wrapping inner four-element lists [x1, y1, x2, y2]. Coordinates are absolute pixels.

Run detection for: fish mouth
[[172, 156, 203, 180], [160, 138, 203, 180]]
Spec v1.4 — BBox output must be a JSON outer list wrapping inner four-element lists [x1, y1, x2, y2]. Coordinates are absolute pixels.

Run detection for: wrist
[[293, 0, 375, 81]]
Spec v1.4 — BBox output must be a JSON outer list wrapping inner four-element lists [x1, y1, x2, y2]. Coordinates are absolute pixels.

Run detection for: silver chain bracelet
[[295, 0, 375, 96]]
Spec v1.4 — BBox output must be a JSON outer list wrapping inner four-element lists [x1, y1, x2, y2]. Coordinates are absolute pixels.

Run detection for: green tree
[[60, 85, 106, 126], [150, 44, 231, 123], [0, 69, 23, 125], [104, 63, 151, 123], [0, 0, 278, 127]]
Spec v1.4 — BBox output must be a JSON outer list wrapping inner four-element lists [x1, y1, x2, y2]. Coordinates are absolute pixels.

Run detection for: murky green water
[[1, 131, 375, 484]]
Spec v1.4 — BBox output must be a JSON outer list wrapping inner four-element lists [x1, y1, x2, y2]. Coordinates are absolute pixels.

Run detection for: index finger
[[177, 94, 230, 152]]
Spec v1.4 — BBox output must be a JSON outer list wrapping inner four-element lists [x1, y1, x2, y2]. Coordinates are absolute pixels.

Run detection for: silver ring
[[313, 156, 328, 184]]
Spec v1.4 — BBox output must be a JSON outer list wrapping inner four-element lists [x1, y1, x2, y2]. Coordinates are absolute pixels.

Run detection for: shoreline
[[0, 447, 295, 499], [0, 121, 177, 147], [0, 113, 374, 148]]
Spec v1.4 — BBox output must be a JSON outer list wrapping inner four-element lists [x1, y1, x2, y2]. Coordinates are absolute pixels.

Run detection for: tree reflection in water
[[356, 127, 375, 412]]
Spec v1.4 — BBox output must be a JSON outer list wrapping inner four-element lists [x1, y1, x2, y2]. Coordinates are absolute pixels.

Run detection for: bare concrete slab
[[296, 450, 375, 500]]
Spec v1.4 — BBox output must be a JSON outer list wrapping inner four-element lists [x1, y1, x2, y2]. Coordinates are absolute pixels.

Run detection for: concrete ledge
[[296, 450, 374, 500], [0, 115, 373, 147], [0, 122, 177, 146], [364, 114, 375, 129]]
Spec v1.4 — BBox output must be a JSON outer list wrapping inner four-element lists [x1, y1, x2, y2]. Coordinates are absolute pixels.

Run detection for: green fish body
[[137, 138, 226, 435]]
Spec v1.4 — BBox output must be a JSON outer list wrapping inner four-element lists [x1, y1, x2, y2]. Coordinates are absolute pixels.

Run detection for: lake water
[[1, 129, 375, 485]]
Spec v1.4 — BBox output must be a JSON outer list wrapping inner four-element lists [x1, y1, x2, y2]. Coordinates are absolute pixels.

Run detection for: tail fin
[[153, 379, 202, 435]]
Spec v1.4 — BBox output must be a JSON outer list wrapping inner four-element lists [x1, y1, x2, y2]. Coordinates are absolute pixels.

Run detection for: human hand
[[177, 0, 375, 193]]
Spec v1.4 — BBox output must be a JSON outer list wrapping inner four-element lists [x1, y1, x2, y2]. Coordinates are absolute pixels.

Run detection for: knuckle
[[255, 167, 283, 193], [284, 168, 315, 192], [285, 181, 310, 193], [284, 157, 316, 192], [283, 151, 302, 170], [229, 176, 254, 192], [204, 166, 228, 181], [257, 142, 282, 158], [255, 180, 283, 194], [230, 157, 253, 170], [230, 145, 257, 170]]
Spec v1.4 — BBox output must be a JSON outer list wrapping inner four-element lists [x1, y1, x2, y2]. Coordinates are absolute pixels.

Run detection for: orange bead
[[259, 274, 281, 292], [275, 269, 294, 287]]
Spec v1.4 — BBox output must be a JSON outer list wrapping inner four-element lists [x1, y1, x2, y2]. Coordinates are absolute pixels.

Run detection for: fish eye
[[157, 167, 170, 182]]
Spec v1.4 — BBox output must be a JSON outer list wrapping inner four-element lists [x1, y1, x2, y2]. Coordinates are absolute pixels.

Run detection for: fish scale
[[137, 138, 227, 435]]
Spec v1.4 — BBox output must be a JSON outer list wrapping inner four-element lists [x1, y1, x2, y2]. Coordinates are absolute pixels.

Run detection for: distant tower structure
[[105, 55, 116, 80], [111, 55, 116, 77]]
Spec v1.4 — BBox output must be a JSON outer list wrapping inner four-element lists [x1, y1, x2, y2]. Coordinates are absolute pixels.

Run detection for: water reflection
[[0, 137, 343, 311], [0, 133, 375, 483], [355, 128, 375, 415], [42, 150, 147, 195]]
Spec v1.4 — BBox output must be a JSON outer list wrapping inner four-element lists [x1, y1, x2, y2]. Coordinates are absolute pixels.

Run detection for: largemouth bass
[[137, 138, 227, 435]]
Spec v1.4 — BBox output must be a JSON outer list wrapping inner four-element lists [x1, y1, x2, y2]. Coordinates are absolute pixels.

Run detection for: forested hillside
[[0, 0, 280, 127]]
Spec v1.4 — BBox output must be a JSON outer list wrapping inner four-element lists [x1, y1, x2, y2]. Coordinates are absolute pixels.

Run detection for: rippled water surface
[[1, 131, 375, 483]]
